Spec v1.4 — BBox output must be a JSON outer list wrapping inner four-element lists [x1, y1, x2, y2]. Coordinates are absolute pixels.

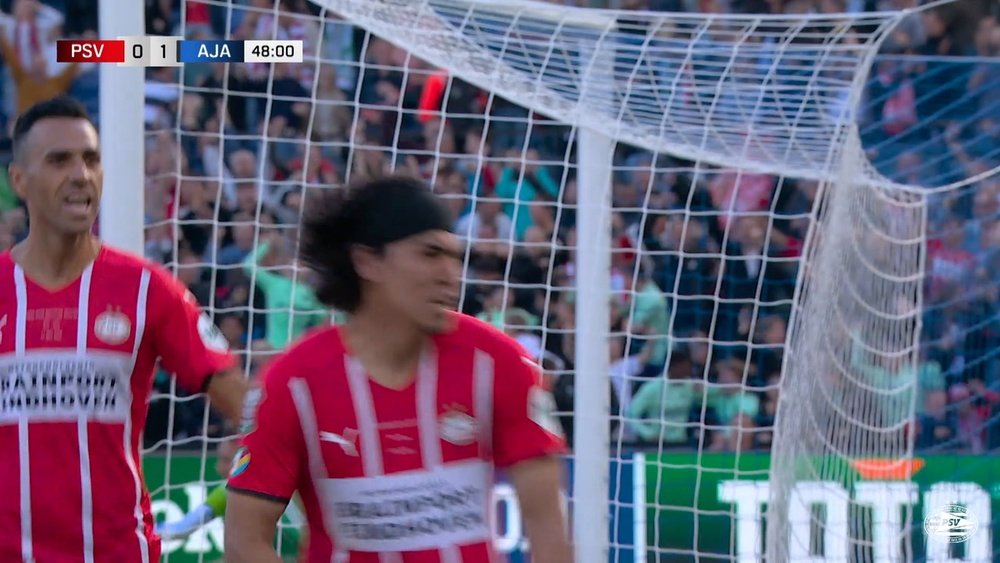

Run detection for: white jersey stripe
[[13, 266, 31, 563], [473, 350, 498, 563], [126, 270, 151, 563], [76, 264, 92, 356], [473, 350, 494, 459], [17, 420, 30, 563], [415, 346, 459, 563], [13, 265, 25, 356], [415, 346, 440, 469], [77, 419, 94, 563], [344, 357, 382, 476], [343, 357, 385, 563], [287, 377, 339, 563], [288, 378, 328, 481], [76, 265, 95, 563]]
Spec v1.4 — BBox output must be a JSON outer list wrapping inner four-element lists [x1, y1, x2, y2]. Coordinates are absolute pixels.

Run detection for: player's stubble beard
[[423, 306, 455, 335]]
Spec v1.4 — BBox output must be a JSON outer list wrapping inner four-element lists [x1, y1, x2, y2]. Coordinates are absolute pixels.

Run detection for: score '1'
[[120, 36, 182, 67]]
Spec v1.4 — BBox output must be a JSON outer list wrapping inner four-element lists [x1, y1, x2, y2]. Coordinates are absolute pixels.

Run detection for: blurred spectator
[[494, 149, 560, 241], [241, 231, 327, 350], [618, 267, 670, 377], [609, 330, 654, 438], [0, 24, 77, 116], [0, 0, 63, 70], [705, 359, 761, 451], [948, 383, 986, 454], [311, 64, 352, 142], [627, 349, 698, 447]]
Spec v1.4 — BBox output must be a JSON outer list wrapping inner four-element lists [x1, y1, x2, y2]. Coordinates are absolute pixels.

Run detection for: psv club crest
[[94, 307, 131, 345], [439, 405, 478, 446]]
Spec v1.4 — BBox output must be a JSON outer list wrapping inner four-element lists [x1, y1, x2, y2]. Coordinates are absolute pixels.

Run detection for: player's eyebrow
[[423, 241, 462, 259], [44, 147, 100, 160]]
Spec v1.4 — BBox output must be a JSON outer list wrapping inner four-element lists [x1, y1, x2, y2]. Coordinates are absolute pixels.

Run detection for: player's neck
[[12, 230, 101, 288], [344, 308, 426, 388]]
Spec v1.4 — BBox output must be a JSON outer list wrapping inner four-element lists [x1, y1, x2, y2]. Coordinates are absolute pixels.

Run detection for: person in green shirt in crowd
[[703, 359, 760, 450], [242, 231, 329, 348], [619, 272, 670, 371], [476, 285, 539, 332], [849, 339, 945, 426], [493, 149, 560, 241], [627, 349, 699, 446], [628, 354, 761, 448]]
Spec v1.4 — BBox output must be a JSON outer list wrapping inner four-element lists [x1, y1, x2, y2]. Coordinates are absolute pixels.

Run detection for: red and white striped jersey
[[0, 246, 235, 563], [228, 313, 565, 562]]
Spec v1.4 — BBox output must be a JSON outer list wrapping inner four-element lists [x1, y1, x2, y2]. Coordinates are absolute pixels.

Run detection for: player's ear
[[350, 243, 383, 283], [7, 162, 27, 201]]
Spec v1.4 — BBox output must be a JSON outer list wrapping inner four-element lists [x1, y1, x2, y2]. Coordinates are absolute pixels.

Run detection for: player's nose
[[65, 156, 94, 183], [440, 255, 462, 285]]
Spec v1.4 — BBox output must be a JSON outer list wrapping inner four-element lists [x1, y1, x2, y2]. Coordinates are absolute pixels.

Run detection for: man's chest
[[0, 272, 149, 423], [0, 277, 143, 355], [313, 376, 490, 479]]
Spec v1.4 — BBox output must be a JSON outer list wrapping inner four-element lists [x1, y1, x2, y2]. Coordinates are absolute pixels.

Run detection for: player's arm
[[204, 369, 248, 426], [149, 267, 247, 426], [225, 357, 305, 562], [494, 352, 573, 563], [508, 456, 572, 563], [225, 495, 284, 563]]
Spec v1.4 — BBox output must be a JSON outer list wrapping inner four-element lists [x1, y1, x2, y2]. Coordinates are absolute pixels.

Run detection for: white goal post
[[97, 0, 144, 255]]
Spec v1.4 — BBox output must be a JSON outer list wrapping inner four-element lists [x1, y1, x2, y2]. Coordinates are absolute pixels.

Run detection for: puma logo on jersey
[[320, 429, 358, 456]]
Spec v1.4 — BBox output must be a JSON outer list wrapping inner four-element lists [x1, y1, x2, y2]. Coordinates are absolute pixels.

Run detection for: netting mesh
[[315, 0, 905, 181], [134, 0, 1000, 561]]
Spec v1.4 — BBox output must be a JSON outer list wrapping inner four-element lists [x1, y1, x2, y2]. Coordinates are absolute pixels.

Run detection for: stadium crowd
[[0, 0, 998, 455]]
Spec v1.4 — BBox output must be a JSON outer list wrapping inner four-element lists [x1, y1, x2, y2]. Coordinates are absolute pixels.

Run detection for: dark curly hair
[[299, 174, 451, 313]]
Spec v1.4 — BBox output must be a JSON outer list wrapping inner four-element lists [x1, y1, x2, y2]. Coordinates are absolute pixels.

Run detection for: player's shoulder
[[86, 243, 172, 294], [97, 244, 156, 270], [442, 313, 529, 364], [97, 246, 208, 315], [97, 245, 175, 283], [263, 325, 346, 382]]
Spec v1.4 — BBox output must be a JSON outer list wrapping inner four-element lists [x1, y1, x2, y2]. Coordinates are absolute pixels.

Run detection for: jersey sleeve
[[493, 347, 567, 468], [147, 267, 235, 393], [227, 358, 305, 503]]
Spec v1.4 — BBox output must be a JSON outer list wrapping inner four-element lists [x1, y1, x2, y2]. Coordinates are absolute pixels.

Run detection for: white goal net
[[136, 0, 1000, 561]]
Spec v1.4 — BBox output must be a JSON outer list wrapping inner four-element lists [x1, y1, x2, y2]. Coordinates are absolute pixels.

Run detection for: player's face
[[9, 118, 103, 235], [379, 230, 462, 333]]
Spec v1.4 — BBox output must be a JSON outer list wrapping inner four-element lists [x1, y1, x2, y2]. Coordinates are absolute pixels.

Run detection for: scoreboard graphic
[[56, 37, 303, 66]]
